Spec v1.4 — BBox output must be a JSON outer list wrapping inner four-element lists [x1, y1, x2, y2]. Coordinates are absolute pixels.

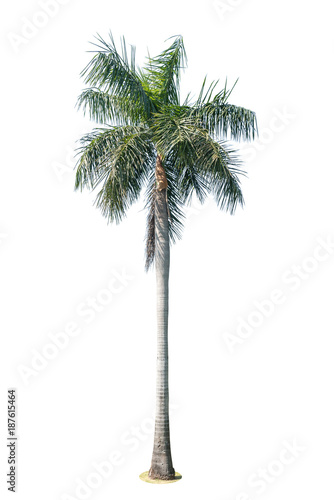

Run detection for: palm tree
[[74, 33, 257, 482]]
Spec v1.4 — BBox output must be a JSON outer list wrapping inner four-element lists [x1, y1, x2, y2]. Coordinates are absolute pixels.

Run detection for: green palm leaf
[[75, 124, 155, 223], [143, 35, 187, 106], [77, 88, 144, 125], [81, 32, 157, 121], [152, 108, 244, 213], [189, 78, 258, 141]]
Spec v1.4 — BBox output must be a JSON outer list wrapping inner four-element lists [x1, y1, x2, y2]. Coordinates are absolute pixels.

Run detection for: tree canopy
[[75, 33, 257, 269]]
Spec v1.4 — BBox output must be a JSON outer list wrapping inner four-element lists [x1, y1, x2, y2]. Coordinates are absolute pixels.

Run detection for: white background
[[1, 0, 334, 499]]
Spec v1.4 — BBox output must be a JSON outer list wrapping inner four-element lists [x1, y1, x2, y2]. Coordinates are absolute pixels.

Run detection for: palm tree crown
[[75, 33, 257, 269]]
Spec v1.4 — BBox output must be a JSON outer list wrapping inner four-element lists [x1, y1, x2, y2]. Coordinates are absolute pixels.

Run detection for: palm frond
[[191, 132, 245, 213], [77, 88, 144, 125], [154, 119, 210, 204], [81, 32, 157, 121], [175, 160, 209, 205], [75, 124, 155, 223], [152, 109, 244, 213], [188, 78, 257, 141], [164, 153, 186, 242], [143, 35, 187, 105], [199, 102, 258, 141], [201, 140, 245, 213]]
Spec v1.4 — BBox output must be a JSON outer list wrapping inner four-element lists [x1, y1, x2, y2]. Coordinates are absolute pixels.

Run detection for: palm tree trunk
[[148, 155, 175, 480]]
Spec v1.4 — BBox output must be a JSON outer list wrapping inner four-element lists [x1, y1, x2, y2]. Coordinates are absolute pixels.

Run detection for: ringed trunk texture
[[148, 155, 175, 480]]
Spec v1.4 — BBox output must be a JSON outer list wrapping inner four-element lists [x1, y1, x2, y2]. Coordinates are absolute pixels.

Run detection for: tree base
[[139, 471, 182, 484]]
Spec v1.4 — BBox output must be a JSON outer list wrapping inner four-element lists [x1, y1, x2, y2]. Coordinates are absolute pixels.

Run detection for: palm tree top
[[75, 32, 257, 269]]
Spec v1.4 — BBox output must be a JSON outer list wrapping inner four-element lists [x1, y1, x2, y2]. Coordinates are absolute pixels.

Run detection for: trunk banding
[[148, 155, 175, 480]]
